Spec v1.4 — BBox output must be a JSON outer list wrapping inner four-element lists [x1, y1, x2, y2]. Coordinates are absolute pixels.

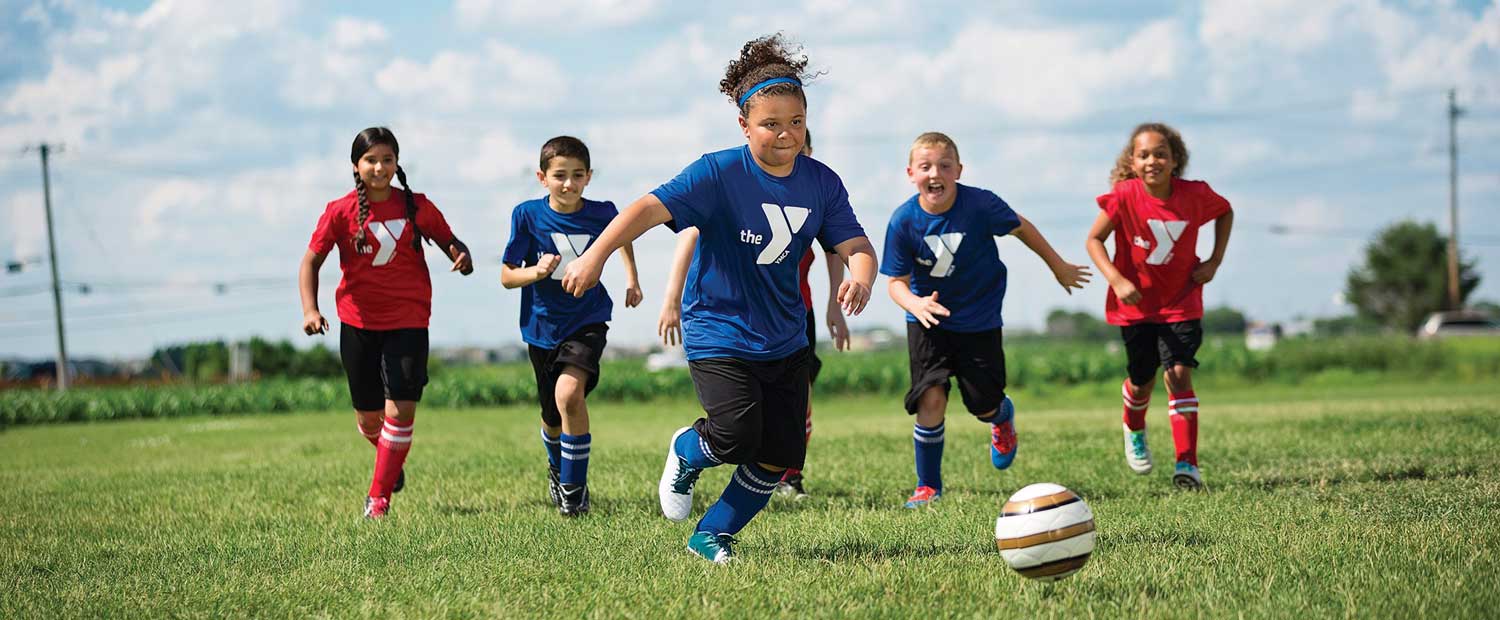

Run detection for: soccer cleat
[[658, 427, 704, 521], [546, 466, 563, 510], [559, 483, 590, 517], [393, 467, 405, 494], [774, 473, 809, 500], [990, 396, 1017, 470], [1173, 461, 1204, 491], [363, 496, 390, 519], [686, 532, 737, 564], [903, 485, 942, 509], [1123, 425, 1153, 474]]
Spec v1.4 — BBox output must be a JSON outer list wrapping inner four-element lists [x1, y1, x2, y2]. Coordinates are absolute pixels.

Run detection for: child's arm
[[443, 237, 474, 275], [1192, 210, 1234, 284], [1011, 215, 1091, 294], [620, 241, 644, 308], [500, 254, 561, 289], [1085, 212, 1141, 305], [562, 195, 673, 297], [831, 237, 878, 316], [299, 249, 330, 335], [657, 228, 699, 347], [887, 275, 949, 328], [824, 251, 850, 351]]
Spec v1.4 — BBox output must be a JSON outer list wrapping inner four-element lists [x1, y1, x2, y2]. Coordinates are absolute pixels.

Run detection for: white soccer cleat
[[658, 427, 703, 521], [1123, 424, 1153, 474]]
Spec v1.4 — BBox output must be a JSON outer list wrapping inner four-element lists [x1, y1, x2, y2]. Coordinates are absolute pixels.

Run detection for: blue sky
[[2, 0, 1498, 359]]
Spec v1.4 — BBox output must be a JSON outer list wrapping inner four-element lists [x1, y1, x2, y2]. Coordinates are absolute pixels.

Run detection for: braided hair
[[719, 33, 819, 116], [349, 127, 427, 254]]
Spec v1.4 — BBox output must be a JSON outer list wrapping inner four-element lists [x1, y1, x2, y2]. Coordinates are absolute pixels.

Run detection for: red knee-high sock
[[1168, 391, 1198, 465], [357, 421, 380, 447], [783, 409, 814, 481], [1122, 379, 1149, 431], [369, 416, 413, 499]]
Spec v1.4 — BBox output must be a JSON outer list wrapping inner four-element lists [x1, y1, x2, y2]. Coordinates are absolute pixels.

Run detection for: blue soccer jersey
[[879, 184, 1022, 332], [502, 197, 617, 349], [653, 146, 867, 361]]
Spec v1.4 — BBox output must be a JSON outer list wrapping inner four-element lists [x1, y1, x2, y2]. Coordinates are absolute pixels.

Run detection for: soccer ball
[[994, 482, 1095, 581]]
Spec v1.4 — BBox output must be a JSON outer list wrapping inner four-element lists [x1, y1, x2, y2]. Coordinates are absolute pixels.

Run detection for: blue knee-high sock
[[541, 428, 561, 472], [673, 427, 722, 470], [696, 463, 780, 536], [559, 432, 591, 486], [914, 422, 945, 491]]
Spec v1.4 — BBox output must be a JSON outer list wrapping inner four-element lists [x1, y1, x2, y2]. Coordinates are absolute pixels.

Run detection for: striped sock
[[559, 432, 591, 486], [696, 463, 780, 536], [369, 416, 413, 499], [1122, 380, 1150, 431], [540, 428, 561, 473], [673, 427, 722, 470], [357, 421, 380, 447], [913, 422, 945, 491], [1168, 391, 1199, 466]]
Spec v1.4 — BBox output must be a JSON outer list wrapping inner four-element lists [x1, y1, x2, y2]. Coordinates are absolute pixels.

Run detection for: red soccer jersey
[[1097, 178, 1231, 326], [308, 189, 456, 331], [798, 248, 815, 310]]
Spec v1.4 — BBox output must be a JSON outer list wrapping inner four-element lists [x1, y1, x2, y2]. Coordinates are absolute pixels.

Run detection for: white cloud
[[454, 0, 661, 29], [5, 190, 46, 259], [374, 41, 566, 111]]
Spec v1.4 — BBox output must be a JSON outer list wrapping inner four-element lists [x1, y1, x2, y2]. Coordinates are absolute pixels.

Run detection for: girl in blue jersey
[[561, 34, 878, 563], [882, 132, 1090, 508], [502, 136, 643, 517]]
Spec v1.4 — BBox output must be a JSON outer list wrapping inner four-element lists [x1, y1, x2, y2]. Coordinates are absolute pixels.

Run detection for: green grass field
[[4, 378, 1498, 618]]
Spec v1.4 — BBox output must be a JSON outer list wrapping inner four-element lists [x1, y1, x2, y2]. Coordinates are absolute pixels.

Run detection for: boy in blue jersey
[[882, 132, 1091, 508], [501, 136, 643, 517], [560, 35, 878, 563]]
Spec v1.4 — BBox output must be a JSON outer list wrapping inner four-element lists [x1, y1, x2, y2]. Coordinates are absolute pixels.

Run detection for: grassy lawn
[[3, 379, 1498, 618]]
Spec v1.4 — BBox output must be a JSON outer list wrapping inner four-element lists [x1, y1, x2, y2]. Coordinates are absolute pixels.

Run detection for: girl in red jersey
[[1085, 122, 1233, 491], [299, 127, 474, 518]]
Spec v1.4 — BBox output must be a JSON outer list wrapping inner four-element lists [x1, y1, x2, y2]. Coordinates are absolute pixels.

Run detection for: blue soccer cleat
[[687, 531, 736, 564], [990, 396, 1017, 470]]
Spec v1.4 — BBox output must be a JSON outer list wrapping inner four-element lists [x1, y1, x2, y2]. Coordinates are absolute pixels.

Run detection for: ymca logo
[[362, 219, 408, 267], [549, 232, 593, 280], [922, 233, 965, 278], [744, 203, 810, 265], [1144, 219, 1187, 265]]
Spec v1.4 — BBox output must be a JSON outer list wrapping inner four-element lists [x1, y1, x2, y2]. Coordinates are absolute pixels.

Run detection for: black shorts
[[688, 347, 812, 469], [804, 308, 822, 384], [340, 324, 429, 411], [1121, 320, 1203, 386], [527, 323, 608, 428], [903, 323, 1007, 415]]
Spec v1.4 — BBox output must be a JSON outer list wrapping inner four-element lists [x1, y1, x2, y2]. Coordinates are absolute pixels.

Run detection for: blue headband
[[737, 77, 802, 108]]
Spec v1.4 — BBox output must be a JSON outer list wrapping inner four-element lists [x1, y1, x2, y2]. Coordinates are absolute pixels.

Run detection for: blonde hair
[[1109, 122, 1189, 186], [909, 131, 960, 165]]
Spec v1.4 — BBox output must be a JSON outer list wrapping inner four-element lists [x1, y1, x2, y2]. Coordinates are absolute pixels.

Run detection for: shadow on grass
[[791, 539, 977, 561], [1243, 464, 1478, 491]]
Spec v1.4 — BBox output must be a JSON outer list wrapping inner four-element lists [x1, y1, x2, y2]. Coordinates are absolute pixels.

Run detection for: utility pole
[[1446, 89, 1462, 310], [34, 143, 69, 391]]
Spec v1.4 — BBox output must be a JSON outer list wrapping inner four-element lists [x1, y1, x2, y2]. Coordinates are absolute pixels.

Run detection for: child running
[[561, 34, 877, 563], [1085, 122, 1233, 491], [502, 136, 643, 516], [299, 126, 474, 519], [656, 130, 847, 501], [881, 132, 1090, 508]]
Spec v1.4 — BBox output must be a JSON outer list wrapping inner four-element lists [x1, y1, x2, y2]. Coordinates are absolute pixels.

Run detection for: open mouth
[[923, 180, 946, 198]]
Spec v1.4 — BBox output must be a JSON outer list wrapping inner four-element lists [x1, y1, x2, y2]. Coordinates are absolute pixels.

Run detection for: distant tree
[[1345, 221, 1480, 332], [1201, 306, 1248, 334], [1311, 314, 1382, 337], [1045, 309, 1114, 341], [1472, 300, 1500, 320]]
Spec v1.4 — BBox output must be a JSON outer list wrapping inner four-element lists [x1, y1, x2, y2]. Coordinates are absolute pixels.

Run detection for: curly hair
[[719, 33, 819, 115], [1109, 122, 1189, 186]]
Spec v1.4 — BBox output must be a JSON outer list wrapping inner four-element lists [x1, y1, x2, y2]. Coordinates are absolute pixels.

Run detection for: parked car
[[1417, 310, 1500, 339]]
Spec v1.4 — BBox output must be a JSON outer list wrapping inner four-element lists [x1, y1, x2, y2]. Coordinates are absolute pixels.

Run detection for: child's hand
[[625, 282, 644, 308], [1192, 259, 1219, 284], [908, 291, 950, 328], [838, 280, 872, 317], [302, 311, 328, 335], [658, 306, 682, 347], [1112, 279, 1142, 305], [1052, 262, 1093, 294], [826, 305, 851, 351], [450, 251, 473, 275], [535, 253, 562, 278], [561, 256, 603, 297]]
